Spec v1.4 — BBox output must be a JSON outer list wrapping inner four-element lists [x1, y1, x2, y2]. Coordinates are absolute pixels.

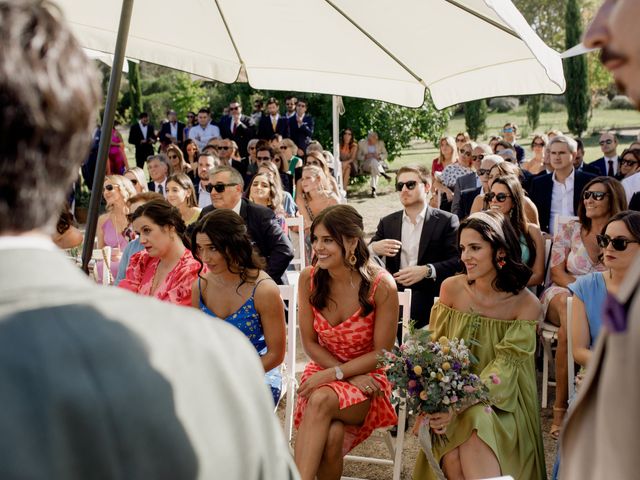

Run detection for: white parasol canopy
[[58, 0, 564, 109]]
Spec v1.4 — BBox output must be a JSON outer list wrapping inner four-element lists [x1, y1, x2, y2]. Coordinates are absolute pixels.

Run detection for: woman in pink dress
[[119, 199, 201, 306], [108, 123, 127, 174], [294, 204, 399, 480]]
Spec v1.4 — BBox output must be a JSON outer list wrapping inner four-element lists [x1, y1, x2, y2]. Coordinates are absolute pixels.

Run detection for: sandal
[[550, 407, 566, 440]]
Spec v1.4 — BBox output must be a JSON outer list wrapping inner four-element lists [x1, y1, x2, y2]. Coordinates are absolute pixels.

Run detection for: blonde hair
[[123, 167, 149, 192], [104, 175, 136, 208]]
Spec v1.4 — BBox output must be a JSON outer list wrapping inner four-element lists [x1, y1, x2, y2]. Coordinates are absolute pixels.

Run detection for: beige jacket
[[560, 253, 640, 479]]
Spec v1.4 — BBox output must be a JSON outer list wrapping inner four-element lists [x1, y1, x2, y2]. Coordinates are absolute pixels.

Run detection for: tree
[[464, 100, 487, 140], [565, 0, 590, 136], [127, 60, 143, 120], [527, 95, 542, 131], [513, 0, 566, 50], [171, 73, 209, 121]]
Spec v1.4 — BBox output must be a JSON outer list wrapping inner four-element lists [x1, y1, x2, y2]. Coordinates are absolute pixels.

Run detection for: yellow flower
[[442, 346, 450, 354], [439, 336, 449, 346], [419, 391, 428, 401], [442, 362, 451, 371], [413, 365, 423, 376]]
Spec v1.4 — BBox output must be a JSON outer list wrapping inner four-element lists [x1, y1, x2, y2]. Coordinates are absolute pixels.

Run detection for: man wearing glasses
[[199, 166, 294, 284], [369, 165, 459, 333], [451, 144, 492, 218], [219, 100, 255, 158], [592, 131, 620, 176], [501, 123, 525, 163]]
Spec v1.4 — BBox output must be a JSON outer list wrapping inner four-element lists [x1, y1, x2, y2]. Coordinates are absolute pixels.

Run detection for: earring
[[349, 252, 357, 266], [496, 257, 506, 269]]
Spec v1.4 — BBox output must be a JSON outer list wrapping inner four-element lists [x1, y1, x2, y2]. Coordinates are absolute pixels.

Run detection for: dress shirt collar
[[402, 203, 428, 225], [231, 199, 242, 216], [552, 167, 575, 186]]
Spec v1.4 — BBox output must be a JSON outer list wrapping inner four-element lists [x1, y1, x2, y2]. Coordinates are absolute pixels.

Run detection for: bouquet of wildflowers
[[381, 325, 497, 477]]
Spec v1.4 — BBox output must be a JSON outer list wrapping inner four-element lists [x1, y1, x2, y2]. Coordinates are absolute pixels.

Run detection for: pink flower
[[450, 395, 458, 403], [463, 385, 476, 394], [408, 380, 417, 388], [484, 406, 493, 414], [489, 374, 501, 385]]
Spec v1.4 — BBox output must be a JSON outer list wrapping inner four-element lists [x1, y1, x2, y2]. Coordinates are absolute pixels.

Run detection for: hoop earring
[[348, 252, 357, 266]]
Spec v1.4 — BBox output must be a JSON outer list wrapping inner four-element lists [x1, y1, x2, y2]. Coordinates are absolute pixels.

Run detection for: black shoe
[[371, 187, 377, 198]]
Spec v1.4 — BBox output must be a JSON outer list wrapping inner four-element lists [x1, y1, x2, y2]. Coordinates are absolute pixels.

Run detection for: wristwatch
[[424, 265, 433, 279], [334, 366, 344, 381]]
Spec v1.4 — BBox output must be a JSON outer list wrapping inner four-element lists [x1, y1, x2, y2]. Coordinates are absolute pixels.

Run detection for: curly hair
[[190, 209, 266, 287], [309, 205, 376, 316], [459, 210, 532, 294]]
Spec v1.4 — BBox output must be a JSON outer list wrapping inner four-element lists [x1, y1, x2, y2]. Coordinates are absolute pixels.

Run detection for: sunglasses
[[599, 139, 614, 146], [582, 190, 609, 201], [219, 146, 231, 151], [597, 234, 639, 251], [622, 159, 638, 167], [103, 184, 119, 191], [456, 138, 465, 143], [502, 128, 514, 133], [229, 106, 239, 111], [395, 180, 418, 191], [486, 192, 511, 202], [532, 142, 545, 147], [477, 168, 492, 176], [460, 149, 472, 157], [128, 179, 138, 185], [280, 146, 289, 150], [257, 156, 271, 161], [168, 154, 178, 159], [471, 154, 485, 162], [205, 183, 238, 193]]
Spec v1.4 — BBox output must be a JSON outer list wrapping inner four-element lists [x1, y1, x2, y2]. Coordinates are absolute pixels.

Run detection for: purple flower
[[603, 293, 628, 333]]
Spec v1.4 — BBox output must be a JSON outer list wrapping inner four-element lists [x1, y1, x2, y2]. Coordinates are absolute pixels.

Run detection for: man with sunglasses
[[529, 135, 597, 234], [591, 132, 620, 177], [501, 123, 525, 163], [219, 100, 255, 158], [561, 3, 640, 478], [370, 165, 459, 334], [216, 138, 248, 180], [451, 144, 492, 218], [199, 166, 293, 284]]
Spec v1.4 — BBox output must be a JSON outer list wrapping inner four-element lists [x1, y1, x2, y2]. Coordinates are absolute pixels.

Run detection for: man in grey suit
[[0, 2, 298, 479]]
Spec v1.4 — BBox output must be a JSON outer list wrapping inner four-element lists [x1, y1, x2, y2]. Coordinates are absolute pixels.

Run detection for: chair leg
[[542, 337, 550, 409], [392, 401, 407, 480]]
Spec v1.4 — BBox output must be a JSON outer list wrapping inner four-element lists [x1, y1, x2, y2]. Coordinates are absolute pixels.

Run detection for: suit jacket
[[199, 199, 294, 284], [218, 115, 256, 158], [0, 246, 298, 479], [258, 115, 289, 140], [590, 156, 619, 177], [451, 172, 478, 218], [528, 170, 597, 233], [128, 123, 156, 165], [561, 254, 640, 479], [370, 207, 460, 329], [287, 114, 314, 152], [577, 160, 603, 176], [455, 186, 482, 220], [158, 121, 185, 149], [630, 191, 640, 211]]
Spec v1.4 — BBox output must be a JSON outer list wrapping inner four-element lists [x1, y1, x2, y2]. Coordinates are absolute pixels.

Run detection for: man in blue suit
[[258, 97, 289, 140], [591, 132, 620, 176], [287, 97, 314, 156]]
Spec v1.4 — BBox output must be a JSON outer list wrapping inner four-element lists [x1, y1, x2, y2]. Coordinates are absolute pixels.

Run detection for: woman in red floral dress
[[294, 204, 399, 480]]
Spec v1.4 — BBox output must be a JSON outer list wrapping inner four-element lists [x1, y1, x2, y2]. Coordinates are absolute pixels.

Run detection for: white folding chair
[[278, 284, 298, 447], [284, 216, 305, 285], [566, 297, 575, 400], [91, 246, 112, 285], [343, 289, 411, 480]]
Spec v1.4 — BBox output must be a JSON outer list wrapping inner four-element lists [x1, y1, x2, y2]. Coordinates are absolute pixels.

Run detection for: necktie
[[232, 122, 236, 135], [272, 117, 277, 131], [158, 184, 164, 196], [608, 159, 614, 176]]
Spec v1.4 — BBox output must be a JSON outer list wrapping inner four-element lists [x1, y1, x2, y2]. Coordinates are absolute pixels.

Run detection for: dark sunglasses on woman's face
[[621, 159, 639, 167], [532, 142, 545, 147], [168, 154, 178, 159], [477, 168, 492, 176], [205, 182, 238, 193], [460, 149, 472, 157], [597, 234, 640, 251], [103, 184, 119, 191], [471, 154, 485, 162], [395, 180, 418, 191], [486, 192, 511, 202], [582, 190, 609, 201], [128, 179, 138, 185]]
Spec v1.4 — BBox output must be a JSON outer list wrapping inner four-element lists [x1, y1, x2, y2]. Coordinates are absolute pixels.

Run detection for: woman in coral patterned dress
[[119, 199, 201, 306], [294, 204, 399, 480]]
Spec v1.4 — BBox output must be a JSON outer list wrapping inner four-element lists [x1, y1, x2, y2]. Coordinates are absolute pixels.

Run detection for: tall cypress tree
[[464, 100, 487, 140], [128, 60, 143, 120], [565, 0, 589, 136], [527, 95, 542, 131]]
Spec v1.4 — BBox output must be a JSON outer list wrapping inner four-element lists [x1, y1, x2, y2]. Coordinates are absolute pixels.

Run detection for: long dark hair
[[489, 176, 536, 267], [577, 176, 627, 233], [598, 210, 640, 262], [340, 128, 356, 148], [190, 209, 266, 286], [129, 199, 189, 248], [309, 205, 376, 316], [459, 210, 532, 294]]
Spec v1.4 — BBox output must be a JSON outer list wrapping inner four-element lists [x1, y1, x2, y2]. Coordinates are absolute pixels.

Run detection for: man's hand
[[393, 265, 428, 286], [370, 239, 402, 257]]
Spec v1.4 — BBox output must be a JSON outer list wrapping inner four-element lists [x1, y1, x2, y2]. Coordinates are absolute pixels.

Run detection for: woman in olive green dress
[[414, 210, 546, 480]]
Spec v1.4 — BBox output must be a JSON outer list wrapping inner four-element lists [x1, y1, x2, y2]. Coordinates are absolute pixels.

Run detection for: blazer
[[528, 170, 596, 233], [218, 114, 256, 158], [199, 199, 294, 284], [0, 247, 298, 479], [370, 207, 460, 330], [158, 121, 185, 148], [629, 191, 640, 211], [561, 254, 640, 479], [258, 115, 289, 140], [451, 172, 478, 218], [576, 160, 603, 176], [287, 114, 314, 152], [356, 139, 388, 165], [590, 156, 619, 177], [128, 122, 156, 163], [455, 186, 482, 220]]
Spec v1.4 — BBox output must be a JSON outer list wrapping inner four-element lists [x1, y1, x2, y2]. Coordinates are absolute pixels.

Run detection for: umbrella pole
[[81, 0, 135, 274], [332, 95, 342, 193]]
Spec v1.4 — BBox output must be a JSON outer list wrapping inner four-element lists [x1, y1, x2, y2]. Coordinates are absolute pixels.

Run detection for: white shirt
[[231, 199, 242, 216], [198, 182, 212, 208], [399, 204, 436, 278], [550, 168, 575, 235], [0, 235, 56, 251], [622, 171, 640, 203], [139, 121, 148, 139], [169, 122, 178, 139], [604, 155, 619, 175], [188, 123, 221, 150]]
